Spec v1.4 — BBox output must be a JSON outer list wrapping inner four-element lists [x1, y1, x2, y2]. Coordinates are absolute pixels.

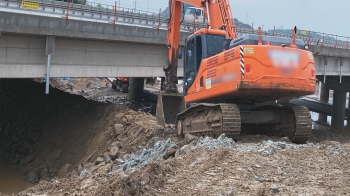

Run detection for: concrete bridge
[[1, 0, 350, 133], [1, 0, 350, 78]]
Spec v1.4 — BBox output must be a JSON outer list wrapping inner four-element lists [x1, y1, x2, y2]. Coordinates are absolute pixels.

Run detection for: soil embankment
[[0, 78, 350, 195]]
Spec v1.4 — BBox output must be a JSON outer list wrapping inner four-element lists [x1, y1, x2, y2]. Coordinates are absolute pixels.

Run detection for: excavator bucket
[[156, 91, 186, 127]]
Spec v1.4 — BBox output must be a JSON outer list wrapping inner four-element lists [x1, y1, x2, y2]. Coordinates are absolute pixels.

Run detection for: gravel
[[117, 138, 177, 170], [193, 134, 235, 151]]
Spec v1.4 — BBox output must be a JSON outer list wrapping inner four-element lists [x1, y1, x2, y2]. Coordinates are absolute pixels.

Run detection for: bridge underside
[[0, 33, 184, 78], [292, 76, 350, 133]]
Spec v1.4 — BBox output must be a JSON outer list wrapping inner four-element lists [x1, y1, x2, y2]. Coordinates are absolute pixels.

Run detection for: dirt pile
[[2, 79, 350, 195], [17, 136, 350, 195], [37, 78, 159, 114], [0, 79, 172, 187]]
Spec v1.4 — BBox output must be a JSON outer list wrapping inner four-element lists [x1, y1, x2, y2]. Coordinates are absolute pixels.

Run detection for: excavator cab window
[[206, 34, 225, 57], [196, 9, 201, 16], [184, 35, 203, 93], [184, 38, 195, 91]]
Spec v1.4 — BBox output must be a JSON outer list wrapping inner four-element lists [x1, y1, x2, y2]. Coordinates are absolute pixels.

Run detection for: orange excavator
[[156, 0, 316, 143]]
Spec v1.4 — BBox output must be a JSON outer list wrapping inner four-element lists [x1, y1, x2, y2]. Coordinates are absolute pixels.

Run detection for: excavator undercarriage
[[174, 103, 312, 143]]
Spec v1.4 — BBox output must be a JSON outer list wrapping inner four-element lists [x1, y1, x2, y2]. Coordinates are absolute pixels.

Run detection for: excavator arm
[[157, 0, 237, 127], [163, 0, 237, 92]]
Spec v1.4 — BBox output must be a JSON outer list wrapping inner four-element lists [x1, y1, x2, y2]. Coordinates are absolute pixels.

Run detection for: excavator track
[[175, 103, 311, 143], [175, 103, 241, 139], [290, 105, 312, 143]]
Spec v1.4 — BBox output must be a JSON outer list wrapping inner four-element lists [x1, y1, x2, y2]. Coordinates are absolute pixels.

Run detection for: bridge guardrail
[[1, 0, 349, 50]]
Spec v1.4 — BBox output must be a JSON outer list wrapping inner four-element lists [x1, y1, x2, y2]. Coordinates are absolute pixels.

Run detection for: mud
[[0, 157, 32, 195]]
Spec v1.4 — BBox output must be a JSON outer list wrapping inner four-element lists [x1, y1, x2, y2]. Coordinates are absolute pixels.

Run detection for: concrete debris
[[117, 138, 177, 170], [193, 134, 235, 151], [109, 146, 119, 159], [95, 157, 104, 165], [234, 140, 321, 154]]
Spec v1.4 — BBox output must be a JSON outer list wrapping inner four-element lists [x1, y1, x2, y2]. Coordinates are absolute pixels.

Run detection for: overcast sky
[[94, 0, 349, 37]]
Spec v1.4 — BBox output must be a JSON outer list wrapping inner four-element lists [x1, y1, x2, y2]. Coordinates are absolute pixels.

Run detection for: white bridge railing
[[1, 0, 349, 49]]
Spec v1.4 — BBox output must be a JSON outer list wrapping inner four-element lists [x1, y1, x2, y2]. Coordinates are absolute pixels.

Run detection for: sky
[[92, 0, 349, 38]]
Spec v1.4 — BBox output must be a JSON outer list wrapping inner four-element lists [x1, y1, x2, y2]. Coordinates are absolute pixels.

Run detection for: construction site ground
[[0, 78, 349, 196]]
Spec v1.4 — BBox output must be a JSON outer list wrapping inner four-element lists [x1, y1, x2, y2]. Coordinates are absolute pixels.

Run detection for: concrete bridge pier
[[331, 90, 347, 133], [318, 82, 330, 125], [128, 77, 144, 103]]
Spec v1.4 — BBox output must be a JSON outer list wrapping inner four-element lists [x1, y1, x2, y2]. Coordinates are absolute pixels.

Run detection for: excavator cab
[[183, 29, 226, 95]]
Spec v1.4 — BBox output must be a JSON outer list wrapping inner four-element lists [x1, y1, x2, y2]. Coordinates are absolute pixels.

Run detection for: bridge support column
[[128, 77, 144, 102], [331, 90, 346, 133], [318, 82, 329, 125], [45, 36, 55, 94]]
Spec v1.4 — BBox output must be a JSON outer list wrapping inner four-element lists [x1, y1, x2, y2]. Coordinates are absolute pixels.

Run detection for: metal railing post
[[335, 35, 338, 49], [114, 1, 116, 29], [308, 30, 311, 47], [322, 33, 324, 48]]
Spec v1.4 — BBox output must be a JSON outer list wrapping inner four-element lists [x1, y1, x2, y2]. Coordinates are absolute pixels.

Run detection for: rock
[[330, 141, 341, 145], [97, 163, 112, 174], [193, 134, 235, 151], [40, 168, 49, 181], [58, 163, 71, 178], [114, 159, 124, 166], [20, 154, 35, 165], [175, 144, 193, 156], [263, 140, 273, 147], [270, 184, 281, 193], [109, 146, 119, 159], [91, 162, 106, 173], [163, 147, 177, 160], [26, 172, 39, 183], [268, 147, 275, 155], [52, 149, 62, 160], [95, 157, 104, 165], [78, 163, 84, 174], [185, 133, 197, 144], [125, 115, 133, 122], [104, 153, 112, 163], [114, 124, 124, 135], [273, 177, 280, 182], [281, 137, 289, 142], [122, 154, 129, 161], [111, 164, 117, 172]]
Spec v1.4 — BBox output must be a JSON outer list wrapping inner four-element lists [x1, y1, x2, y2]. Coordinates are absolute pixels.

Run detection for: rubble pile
[[118, 138, 177, 170], [1, 78, 350, 196]]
